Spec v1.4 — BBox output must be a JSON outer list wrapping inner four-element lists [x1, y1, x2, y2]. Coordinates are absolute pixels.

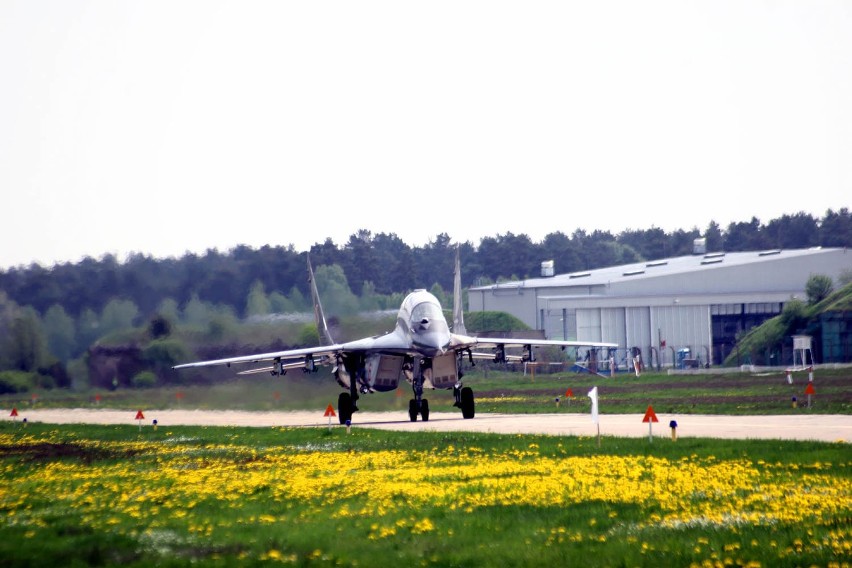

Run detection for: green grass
[[4, 366, 850, 416], [1, 422, 850, 567]]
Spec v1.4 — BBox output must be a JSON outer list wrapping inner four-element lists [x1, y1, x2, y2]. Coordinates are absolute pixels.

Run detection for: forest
[[0, 209, 850, 391]]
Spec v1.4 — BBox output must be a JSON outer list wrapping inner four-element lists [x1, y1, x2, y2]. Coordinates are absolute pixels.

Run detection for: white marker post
[[588, 386, 600, 447]]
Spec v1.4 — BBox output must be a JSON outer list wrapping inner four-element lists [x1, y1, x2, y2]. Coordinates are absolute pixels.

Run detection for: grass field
[[2, 367, 850, 566], [1, 422, 850, 567], [4, 366, 850, 416]]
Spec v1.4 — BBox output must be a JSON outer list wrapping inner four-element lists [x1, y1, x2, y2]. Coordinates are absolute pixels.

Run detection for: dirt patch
[[0, 442, 141, 464]]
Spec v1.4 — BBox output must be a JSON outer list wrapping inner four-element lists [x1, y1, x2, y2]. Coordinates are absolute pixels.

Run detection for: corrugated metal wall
[[601, 308, 625, 348], [541, 303, 713, 366], [626, 306, 651, 356], [577, 308, 602, 342], [652, 305, 712, 365]]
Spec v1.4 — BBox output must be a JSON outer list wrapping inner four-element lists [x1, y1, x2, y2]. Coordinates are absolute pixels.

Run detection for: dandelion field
[[1, 422, 850, 567]]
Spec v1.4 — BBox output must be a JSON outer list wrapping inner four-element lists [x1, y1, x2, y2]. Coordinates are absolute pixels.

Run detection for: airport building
[[467, 245, 851, 368]]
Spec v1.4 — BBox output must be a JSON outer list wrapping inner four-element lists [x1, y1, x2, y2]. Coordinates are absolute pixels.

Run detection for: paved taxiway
[[10, 409, 851, 442]]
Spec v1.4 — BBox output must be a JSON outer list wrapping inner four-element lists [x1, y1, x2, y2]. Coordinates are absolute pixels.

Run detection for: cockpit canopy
[[398, 289, 449, 336], [411, 300, 444, 332]]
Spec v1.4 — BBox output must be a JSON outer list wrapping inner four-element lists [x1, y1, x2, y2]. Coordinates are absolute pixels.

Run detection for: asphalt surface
[[9, 408, 851, 442]]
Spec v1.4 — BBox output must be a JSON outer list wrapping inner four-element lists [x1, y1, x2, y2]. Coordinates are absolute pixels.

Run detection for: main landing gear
[[337, 392, 358, 424], [407, 357, 476, 422], [453, 383, 475, 419], [336, 353, 477, 424], [408, 375, 476, 422], [335, 354, 361, 425]]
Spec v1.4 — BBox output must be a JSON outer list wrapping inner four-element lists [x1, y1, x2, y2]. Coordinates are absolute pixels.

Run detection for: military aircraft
[[174, 250, 617, 424]]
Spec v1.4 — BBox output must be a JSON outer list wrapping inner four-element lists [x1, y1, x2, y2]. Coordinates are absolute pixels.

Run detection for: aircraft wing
[[448, 334, 616, 363], [172, 344, 344, 371], [172, 328, 422, 374], [464, 336, 617, 350], [173, 334, 615, 372]]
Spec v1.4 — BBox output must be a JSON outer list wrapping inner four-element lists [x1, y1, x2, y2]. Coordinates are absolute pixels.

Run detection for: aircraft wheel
[[421, 399, 429, 422], [408, 399, 418, 422], [338, 392, 353, 424], [460, 387, 475, 419]]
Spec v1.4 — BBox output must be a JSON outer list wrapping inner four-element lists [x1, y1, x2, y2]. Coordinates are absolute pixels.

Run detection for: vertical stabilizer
[[307, 253, 335, 346], [453, 246, 467, 335]]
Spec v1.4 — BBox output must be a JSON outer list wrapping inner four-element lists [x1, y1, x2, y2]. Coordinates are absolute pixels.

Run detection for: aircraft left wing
[[463, 337, 617, 350], [452, 334, 617, 363]]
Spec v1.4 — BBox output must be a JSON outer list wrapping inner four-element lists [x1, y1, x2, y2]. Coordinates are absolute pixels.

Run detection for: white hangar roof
[[469, 247, 851, 306]]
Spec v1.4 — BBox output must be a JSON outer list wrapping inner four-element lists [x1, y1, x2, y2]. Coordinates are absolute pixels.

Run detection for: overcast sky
[[1, 1, 849, 269]]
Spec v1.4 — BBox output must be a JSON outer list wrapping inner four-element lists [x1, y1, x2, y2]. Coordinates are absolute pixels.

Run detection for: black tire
[[460, 387, 475, 419], [421, 399, 429, 422], [338, 392, 352, 424], [408, 399, 418, 422]]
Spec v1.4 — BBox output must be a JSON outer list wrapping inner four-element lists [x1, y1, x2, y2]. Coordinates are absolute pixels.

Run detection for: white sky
[[1, 1, 850, 269]]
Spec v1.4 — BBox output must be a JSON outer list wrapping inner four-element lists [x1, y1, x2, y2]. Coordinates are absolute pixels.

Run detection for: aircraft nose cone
[[415, 330, 450, 356]]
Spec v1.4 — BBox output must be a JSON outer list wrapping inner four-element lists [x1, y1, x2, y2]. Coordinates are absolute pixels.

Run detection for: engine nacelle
[[428, 352, 459, 389], [364, 354, 404, 392]]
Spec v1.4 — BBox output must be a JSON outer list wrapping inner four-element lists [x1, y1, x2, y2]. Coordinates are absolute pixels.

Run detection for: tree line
[[3, 209, 850, 320], [0, 209, 850, 389]]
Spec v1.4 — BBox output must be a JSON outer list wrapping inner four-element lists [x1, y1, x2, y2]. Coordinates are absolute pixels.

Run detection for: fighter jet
[[174, 250, 617, 423]]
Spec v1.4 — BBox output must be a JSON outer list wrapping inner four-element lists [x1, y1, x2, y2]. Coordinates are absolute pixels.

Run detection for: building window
[[711, 304, 743, 316]]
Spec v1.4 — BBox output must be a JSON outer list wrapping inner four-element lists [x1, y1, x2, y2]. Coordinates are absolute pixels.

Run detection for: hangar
[[467, 245, 851, 369]]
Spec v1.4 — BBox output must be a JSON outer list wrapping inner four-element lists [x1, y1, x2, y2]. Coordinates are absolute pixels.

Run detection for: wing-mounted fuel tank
[[364, 354, 404, 392]]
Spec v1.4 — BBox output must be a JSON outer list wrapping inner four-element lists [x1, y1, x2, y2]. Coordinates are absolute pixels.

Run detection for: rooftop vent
[[541, 260, 554, 277], [693, 237, 707, 255]]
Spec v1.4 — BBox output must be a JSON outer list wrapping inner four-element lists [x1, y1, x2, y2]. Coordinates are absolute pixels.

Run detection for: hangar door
[[577, 308, 625, 346], [625, 307, 652, 365], [543, 308, 577, 341], [652, 306, 711, 367]]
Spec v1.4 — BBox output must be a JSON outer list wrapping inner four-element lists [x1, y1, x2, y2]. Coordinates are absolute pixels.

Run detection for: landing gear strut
[[408, 359, 429, 422], [336, 355, 361, 424]]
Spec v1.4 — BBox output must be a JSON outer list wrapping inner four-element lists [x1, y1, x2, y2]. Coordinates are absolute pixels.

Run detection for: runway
[[10, 408, 851, 442]]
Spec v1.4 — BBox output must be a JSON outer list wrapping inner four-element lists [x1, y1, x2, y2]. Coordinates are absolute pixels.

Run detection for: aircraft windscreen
[[410, 301, 445, 330]]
